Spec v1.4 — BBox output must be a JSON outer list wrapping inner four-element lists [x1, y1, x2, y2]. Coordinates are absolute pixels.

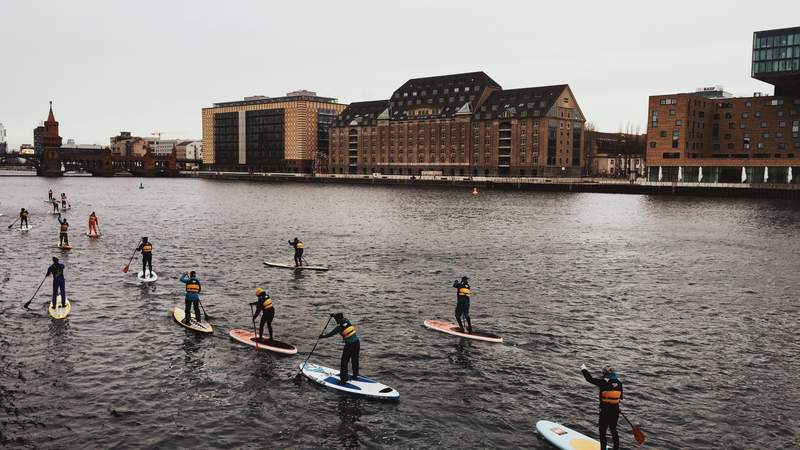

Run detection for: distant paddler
[[136, 237, 154, 279], [288, 237, 304, 267], [51, 198, 59, 213], [250, 287, 275, 341], [472, 186, 479, 196], [47, 257, 67, 308], [179, 271, 202, 325], [88, 211, 99, 236], [48, 189, 53, 202], [319, 312, 360, 385], [452, 276, 472, 333], [19, 208, 29, 229], [60, 192, 69, 210], [57, 214, 70, 248]]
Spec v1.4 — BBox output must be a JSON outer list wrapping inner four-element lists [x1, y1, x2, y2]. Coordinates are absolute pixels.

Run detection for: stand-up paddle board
[[229, 329, 298, 354], [137, 270, 158, 282], [85, 232, 101, 238], [18, 225, 32, 232], [536, 420, 600, 450], [300, 362, 399, 401], [172, 306, 213, 334], [58, 243, 72, 251], [263, 261, 329, 271], [423, 319, 503, 343], [48, 297, 72, 320]]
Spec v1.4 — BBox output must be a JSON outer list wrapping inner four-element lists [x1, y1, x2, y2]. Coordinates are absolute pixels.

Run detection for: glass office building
[[752, 26, 800, 95]]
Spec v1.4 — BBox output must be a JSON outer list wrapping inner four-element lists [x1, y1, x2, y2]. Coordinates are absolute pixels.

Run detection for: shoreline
[[183, 171, 800, 200]]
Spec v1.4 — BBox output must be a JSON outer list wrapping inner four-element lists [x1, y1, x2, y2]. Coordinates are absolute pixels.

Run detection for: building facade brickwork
[[328, 72, 586, 177]]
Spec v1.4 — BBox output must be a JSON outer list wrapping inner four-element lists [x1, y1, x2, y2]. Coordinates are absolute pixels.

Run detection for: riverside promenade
[[184, 171, 800, 199]]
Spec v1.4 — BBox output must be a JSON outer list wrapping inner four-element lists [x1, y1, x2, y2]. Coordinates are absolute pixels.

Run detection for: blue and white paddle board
[[300, 362, 399, 401], [536, 420, 600, 450]]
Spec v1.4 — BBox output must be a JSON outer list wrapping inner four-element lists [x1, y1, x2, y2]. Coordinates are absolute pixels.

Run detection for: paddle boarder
[[48, 189, 53, 201], [57, 214, 69, 247], [250, 287, 275, 341], [581, 364, 623, 450], [19, 208, 29, 229], [288, 237, 304, 266], [88, 212, 99, 236], [46, 257, 67, 308], [136, 237, 154, 279], [319, 313, 359, 385], [51, 198, 59, 213], [452, 276, 472, 333], [60, 193, 67, 210], [179, 271, 202, 325]]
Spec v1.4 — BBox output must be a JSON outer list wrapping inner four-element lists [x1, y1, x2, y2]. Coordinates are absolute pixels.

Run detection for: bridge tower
[[39, 102, 64, 176]]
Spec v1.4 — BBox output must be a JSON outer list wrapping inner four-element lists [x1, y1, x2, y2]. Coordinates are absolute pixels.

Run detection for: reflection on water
[[1, 177, 800, 449]]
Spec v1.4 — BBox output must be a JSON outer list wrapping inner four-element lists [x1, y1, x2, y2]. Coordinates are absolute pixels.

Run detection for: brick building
[[328, 72, 586, 177], [202, 91, 346, 172], [646, 27, 800, 183]]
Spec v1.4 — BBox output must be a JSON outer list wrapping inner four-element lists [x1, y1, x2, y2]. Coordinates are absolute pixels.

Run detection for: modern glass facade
[[213, 112, 239, 166], [245, 109, 285, 169], [752, 30, 800, 75]]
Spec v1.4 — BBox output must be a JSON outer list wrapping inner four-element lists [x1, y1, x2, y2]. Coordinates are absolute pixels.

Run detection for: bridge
[[0, 148, 180, 177]]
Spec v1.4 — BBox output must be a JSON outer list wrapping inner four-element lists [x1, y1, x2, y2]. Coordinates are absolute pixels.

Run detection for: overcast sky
[[1, 0, 798, 148]]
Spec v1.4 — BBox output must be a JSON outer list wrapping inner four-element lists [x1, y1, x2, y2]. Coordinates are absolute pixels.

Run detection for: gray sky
[[1, 0, 798, 148]]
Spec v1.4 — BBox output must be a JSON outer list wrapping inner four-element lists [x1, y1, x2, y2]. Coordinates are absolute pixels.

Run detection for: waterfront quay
[[187, 170, 800, 199]]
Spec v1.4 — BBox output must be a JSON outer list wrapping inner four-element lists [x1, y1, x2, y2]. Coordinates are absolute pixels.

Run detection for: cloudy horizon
[[1, 0, 797, 148]]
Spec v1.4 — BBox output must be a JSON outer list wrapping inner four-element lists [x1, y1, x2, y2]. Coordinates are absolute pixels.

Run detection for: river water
[[1, 176, 798, 449]]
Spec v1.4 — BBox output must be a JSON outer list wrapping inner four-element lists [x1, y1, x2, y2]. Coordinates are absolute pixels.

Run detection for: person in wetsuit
[[48, 189, 53, 201], [60, 193, 67, 210], [288, 237, 304, 266], [19, 208, 29, 229], [453, 276, 472, 333], [250, 287, 275, 341], [57, 214, 69, 247], [582, 364, 624, 450], [46, 257, 66, 308], [51, 198, 59, 213], [320, 313, 360, 385], [136, 237, 153, 278], [179, 271, 202, 324], [88, 212, 99, 236]]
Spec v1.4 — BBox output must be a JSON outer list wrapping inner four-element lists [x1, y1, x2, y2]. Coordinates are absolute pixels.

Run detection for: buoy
[[139, 182, 144, 189], [472, 187, 479, 196]]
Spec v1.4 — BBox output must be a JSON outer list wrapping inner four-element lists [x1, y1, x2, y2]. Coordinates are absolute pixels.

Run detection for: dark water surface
[[1, 177, 799, 449]]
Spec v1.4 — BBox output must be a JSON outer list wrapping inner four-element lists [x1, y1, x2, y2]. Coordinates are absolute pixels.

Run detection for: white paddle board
[[58, 243, 72, 251], [263, 261, 329, 271], [423, 319, 503, 343], [229, 329, 297, 354], [137, 270, 158, 282], [536, 420, 600, 450], [48, 297, 72, 320], [18, 225, 32, 232], [300, 362, 399, 401], [172, 306, 213, 334]]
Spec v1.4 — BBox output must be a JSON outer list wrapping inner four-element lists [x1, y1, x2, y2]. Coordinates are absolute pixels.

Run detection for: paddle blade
[[122, 265, 130, 273], [631, 426, 646, 445]]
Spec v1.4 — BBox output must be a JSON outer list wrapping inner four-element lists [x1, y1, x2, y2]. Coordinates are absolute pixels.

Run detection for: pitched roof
[[46, 101, 57, 124], [388, 71, 501, 120], [474, 85, 568, 120], [333, 100, 389, 127]]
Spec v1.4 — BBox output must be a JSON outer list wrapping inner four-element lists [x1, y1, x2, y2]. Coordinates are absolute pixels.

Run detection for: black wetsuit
[[57, 217, 69, 246], [252, 294, 275, 340], [583, 369, 624, 450], [321, 319, 360, 384], [47, 262, 66, 308], [137, 241, 153, 277], [453, 280, 472, 332], [289, 239, 304, 266], [19, 210, 28, 228]]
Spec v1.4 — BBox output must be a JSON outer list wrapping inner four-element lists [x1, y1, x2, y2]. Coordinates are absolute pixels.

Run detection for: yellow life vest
[[340, 323, 356, 340], [259, 295, 273, 310], [142, 243, 152, 253], [458, 287, 470, 296], [296, 242, 304, 249], [185, 280, 201, 293], [600, 389, 622, 405]]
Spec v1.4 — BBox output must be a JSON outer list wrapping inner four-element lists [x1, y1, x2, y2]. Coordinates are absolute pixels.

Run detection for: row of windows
[[651, 141, 800, 150], [753, 46, 800, 61], [396, 86, 481, 99], [753, 59, 800, 74], [754, 33, 800, 49]]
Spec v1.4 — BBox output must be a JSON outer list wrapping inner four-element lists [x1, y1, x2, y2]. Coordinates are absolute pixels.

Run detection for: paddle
[[7, 218, 19, 229], [23, 275, 48, 309], [249, 303, 259, 350], [621, 411, 646, 445], [293, 316, 333, 382], [198, 300, 210, 322], [122, 240, 142, 273]]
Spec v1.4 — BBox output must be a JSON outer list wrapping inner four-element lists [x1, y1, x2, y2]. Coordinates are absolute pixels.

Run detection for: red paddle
[[621, 411, 646, 445]]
